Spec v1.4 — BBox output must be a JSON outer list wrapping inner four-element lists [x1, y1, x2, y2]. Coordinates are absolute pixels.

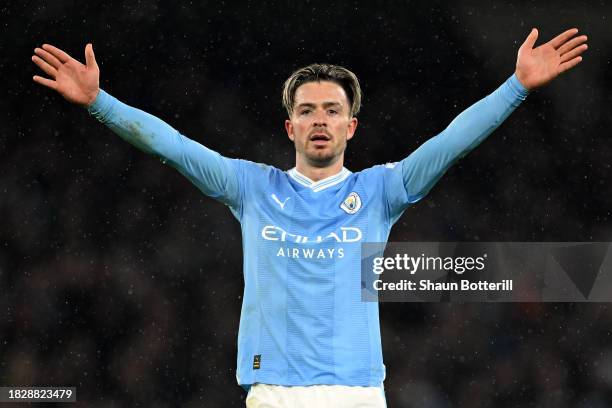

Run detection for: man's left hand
[[515, 27, 588, 91]]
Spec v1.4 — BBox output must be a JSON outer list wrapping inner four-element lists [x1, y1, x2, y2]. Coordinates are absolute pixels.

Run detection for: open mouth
[[309, 133, 331, 142]]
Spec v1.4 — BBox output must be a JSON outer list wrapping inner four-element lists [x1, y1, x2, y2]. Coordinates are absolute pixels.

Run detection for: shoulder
[[353, 162, 401, 179], [232, 159, 286, 180]]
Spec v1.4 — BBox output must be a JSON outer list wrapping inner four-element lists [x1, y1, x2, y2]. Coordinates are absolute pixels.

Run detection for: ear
[[346, 117, 358, 141], [285, 119, 295, 141]]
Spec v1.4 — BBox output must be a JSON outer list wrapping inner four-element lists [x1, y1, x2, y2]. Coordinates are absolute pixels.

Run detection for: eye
[[300, 109, 311, 115], [328, 109, 338, 115]]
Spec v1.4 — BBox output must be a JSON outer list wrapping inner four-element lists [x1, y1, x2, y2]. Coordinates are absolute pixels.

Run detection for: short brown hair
[[282, 63, 362, 118]]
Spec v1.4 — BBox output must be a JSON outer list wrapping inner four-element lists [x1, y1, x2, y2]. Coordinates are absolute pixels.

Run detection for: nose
[[312, 109, 327, 127]]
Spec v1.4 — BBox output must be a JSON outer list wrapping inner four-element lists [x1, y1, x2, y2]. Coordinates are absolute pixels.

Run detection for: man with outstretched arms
[[31, 27, 587, 407]]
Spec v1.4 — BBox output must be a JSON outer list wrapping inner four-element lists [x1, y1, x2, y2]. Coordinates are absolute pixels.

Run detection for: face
[[285, 81, 358, 168]]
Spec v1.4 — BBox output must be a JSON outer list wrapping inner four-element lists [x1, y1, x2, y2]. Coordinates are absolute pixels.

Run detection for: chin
[[306, 154, 336, 166]]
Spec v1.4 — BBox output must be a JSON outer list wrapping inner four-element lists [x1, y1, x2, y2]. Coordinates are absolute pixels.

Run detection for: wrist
[[514, 70, 532, 91], [86, 88, 113, 117], [84, 89, 100, 108], [508, 73, 530, 100]]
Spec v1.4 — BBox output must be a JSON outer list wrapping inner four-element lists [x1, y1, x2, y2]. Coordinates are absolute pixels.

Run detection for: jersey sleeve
[[87, 89, 243, 216], [384, 73, 530, 225]]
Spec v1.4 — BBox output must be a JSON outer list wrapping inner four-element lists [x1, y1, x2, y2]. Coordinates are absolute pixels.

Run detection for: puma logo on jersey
[[271, 194, 290, 209]]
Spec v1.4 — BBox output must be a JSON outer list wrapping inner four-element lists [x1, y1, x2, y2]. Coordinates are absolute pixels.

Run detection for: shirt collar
[[287, 167, 352, 192]]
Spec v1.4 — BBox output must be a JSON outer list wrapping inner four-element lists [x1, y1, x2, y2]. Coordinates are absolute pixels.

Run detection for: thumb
[[85, 43, 98, 68], [520, 28, 538, 51]]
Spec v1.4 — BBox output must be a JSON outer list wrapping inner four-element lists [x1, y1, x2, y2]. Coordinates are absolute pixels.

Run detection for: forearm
[[401, 73, 529, 202], [87, 89, 184, 158], [432, 73, 529, 155], [86, 89, 240, 204]]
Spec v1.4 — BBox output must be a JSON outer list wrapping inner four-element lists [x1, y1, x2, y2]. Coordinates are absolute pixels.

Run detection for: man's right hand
[[32, 43, 100, 107]]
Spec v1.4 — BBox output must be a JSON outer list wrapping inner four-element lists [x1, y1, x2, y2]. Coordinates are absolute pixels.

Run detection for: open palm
[[32, 43, 100, 107], [515, 28, 588, 90]]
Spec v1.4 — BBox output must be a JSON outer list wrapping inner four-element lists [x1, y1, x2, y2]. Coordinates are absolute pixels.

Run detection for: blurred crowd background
[[2, 0, 612, 406]]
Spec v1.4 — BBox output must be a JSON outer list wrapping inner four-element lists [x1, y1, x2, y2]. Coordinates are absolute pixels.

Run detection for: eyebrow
[[296, 101, 343, 110]]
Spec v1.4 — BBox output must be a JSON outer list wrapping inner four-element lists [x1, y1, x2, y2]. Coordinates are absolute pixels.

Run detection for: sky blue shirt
[[87, 74, 529, 390]]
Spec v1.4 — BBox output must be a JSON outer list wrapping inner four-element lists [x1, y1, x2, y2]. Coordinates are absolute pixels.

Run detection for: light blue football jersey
[[88, 74, 529, 390]]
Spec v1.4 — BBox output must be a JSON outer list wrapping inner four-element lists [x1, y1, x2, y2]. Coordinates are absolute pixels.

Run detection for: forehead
[[294, 80, 349, 106]]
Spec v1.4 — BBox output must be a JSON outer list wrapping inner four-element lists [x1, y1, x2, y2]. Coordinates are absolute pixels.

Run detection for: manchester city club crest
[[340, 192, 362, 214]]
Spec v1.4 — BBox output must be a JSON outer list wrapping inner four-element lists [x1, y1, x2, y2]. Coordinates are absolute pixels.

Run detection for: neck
[[295, 155, 344, 182]]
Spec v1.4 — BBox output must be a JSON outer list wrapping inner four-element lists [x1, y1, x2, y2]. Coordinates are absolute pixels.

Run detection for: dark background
[[2, 0, 612, 406]]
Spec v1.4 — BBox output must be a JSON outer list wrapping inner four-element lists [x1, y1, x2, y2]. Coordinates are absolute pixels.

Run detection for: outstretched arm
[[31, 44, 242, 211], [396, 27, 588, 205]]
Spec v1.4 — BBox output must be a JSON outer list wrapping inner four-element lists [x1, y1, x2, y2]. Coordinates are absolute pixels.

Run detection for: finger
[[557, 35, 588, 56], [41, 43, 72, 63], [31, 55, 58, 78], [558, 56, 582, 75], [520, 28, 539, 51], [548, 28, 579, 50], [34, 47, 61, 69], [84, 43, 98, 69], [32, 75, 58, 91], [560, 44, 588, 64]]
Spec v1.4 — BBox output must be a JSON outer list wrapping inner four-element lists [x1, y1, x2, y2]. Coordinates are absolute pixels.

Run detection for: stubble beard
[[303, 141, 345, 168]]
